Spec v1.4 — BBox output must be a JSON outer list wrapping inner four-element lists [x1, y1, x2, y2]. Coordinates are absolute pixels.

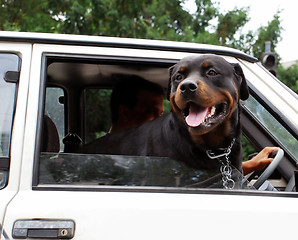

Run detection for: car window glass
[[84, 89, 112, 144], [45, 87, 65, 151], [39, 152, 253, 189], [84, 89, 172, 144], [0, 53, 19, 189], [242, 95, 298, 161]]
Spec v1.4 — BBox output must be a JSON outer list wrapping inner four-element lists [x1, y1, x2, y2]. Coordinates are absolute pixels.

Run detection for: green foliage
[[85, 89, 112, 143], [241, 135, 256, 161], [277, 64, 298, 94], [143, 0, 193, 40], [0, 0, 56, 32], [252, 12, 283, 60], [216, 8, 249, 46], [0, 0, 285, 62], [192, 0, 218, 35], [163, 99, 171, 114]]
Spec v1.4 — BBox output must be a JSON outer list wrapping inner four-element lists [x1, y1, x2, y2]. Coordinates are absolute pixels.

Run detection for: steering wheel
[[252, 148, 284, 189]]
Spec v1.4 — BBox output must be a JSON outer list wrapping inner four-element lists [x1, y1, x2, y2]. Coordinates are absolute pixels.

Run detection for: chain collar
[[205, 138, 236, 159], [205, 138, 236, 189]]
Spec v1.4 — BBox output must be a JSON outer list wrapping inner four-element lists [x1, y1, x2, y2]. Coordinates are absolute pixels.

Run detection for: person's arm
[[242, 147, 280, 175]]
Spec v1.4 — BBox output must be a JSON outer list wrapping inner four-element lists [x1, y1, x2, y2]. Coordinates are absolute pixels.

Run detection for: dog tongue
[[185, 104, 209, 127]]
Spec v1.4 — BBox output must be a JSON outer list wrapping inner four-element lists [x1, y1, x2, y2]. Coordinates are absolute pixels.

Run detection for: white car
[[0, 31, 297, 240]]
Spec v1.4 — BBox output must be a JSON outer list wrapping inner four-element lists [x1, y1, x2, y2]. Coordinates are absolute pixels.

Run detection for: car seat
[[42, 115, 60, 152]]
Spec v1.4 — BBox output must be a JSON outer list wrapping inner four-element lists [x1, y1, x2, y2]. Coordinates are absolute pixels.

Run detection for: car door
[[0, 42, 32, 239], [2, 42, 298, 240]]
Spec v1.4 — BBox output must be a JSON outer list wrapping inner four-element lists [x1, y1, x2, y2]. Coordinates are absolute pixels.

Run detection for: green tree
[[252, 12, 283, 61], [1, 0, 295, 92], [0, 0, 56, 32], [142, 0, 193, 41], [216, 8, 250, 46], [48, 0, 108, 35], [0, 0, 283, 56], [94, 0, 152, 37], [192, 0, 218, 36], [277, 64, 298, 94]]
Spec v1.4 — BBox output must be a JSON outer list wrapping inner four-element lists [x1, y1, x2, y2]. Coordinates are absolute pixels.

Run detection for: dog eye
[[207, 69, 217, 76], [175, 74, 183, 81]]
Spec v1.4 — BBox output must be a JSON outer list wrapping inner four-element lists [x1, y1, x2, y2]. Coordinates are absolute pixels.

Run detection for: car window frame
[[32, 51, 298, 198]]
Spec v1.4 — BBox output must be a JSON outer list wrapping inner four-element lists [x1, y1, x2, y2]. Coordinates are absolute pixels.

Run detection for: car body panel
[[3, 190, 298, 240], [0, 31, 257, 62], [0, 43, 32, 233]]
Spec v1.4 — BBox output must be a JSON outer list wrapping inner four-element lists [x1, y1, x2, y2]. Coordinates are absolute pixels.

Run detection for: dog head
[[168, 54, 249, 146]]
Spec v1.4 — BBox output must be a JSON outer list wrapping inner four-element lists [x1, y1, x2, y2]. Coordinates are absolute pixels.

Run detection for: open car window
[[36, 53, 297, 194]]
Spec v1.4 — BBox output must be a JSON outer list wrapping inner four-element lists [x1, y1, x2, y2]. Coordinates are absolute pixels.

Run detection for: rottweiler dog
[[83, 54, 249, 172]]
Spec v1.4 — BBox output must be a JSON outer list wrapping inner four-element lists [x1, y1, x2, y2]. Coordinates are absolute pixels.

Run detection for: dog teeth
[[203, 106, 216, 123], [210, 106, 216, 116]]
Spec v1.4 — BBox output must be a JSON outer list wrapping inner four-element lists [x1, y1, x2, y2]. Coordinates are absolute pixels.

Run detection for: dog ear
[[167, 65, 175, 100], [231, 63, 249, 100]]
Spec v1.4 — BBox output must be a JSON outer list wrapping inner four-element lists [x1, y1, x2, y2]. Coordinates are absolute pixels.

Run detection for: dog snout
[[180, 80, 198, 95]]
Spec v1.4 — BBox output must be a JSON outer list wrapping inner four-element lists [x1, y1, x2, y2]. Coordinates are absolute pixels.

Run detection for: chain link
[[219, 156, 235, 189], [205, 138, 236, 190]]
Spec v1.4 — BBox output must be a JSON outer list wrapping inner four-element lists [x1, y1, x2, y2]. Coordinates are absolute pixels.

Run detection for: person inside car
[[109, 75, 165, 133]]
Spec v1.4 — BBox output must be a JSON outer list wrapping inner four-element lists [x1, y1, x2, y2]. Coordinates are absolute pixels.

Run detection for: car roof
[[0, 31, 257, 63]]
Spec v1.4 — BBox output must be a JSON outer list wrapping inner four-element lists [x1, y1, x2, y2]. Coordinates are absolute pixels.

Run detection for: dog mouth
[[182, 102, 228, 128]]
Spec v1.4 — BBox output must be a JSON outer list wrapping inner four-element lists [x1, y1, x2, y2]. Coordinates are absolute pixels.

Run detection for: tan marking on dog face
[[186, 88, 237, 147], [179, 66, 186, 72], [187, 88, 237, 147], [202, 61, 211, 68], [174, 80, 227, 110], [220, 89, 237, 117], [170, 94, 182, 114]]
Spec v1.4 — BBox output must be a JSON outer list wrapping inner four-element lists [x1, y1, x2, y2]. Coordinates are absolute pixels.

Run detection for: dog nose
[[180, 80, 198, 95]]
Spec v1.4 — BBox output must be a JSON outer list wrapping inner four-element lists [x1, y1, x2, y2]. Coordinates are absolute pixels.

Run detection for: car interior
[[37, 54, 298, 192]]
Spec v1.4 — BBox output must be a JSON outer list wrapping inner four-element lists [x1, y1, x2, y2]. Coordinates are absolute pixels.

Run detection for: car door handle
[[12, 219, 75, 239]]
